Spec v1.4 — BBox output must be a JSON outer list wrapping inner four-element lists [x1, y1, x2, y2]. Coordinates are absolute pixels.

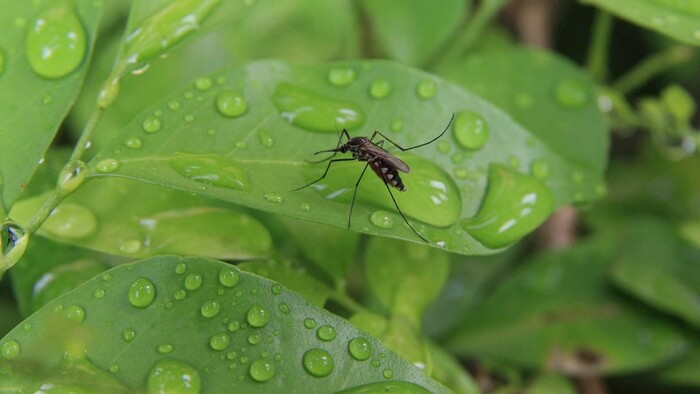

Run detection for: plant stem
[[427, 0, 511, 71], [585, 10, 613, 83], [25, 189, 64, 235], [69, 107, 104, 162], [612, 45, 695, 94]]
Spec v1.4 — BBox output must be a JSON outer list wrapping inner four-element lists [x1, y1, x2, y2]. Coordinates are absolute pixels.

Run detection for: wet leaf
[[0, 0, 102, 212], [89, 60, 605, 255], [238, 260, 332, 307], [0, 256, 449, 392]]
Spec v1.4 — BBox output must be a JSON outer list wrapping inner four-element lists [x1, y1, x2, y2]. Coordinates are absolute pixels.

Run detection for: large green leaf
[[0, 256, 449, 393], [88, 60, 603, 255], [445, 239, 687, 375], [0, 0, 102, 212], [580, 0, 700, 45], [10, 177, 272, 259], [361, 0, 468, 67], [440, 47, 609, 175]]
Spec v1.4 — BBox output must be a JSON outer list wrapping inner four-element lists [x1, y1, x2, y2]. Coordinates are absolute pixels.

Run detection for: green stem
[[25, 189, 65, 235], [69, 107, 104, 162], [585, 11, 613, 83], [612, 46, 695, 94], [427, 0, 511, 71]]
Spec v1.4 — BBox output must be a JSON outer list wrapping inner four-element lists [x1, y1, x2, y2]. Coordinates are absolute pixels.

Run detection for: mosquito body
[[294, 114, 455, 243]]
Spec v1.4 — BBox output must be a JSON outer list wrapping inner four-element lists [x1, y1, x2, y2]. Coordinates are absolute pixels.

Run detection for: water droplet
[[246, 304, 269, 328], [207, 129, 216, 136], [369, 79, 392, 99], [122, 329, 136, 342], [64, 305, 85, 323], [184, 273, 202, 290], [248, 334, 261, 345], [1, 340, 20, 360], [271, 284, 282, 295], [327, 67, 356, 86], [42, 93, 53, 104], [158, 344, 174, 354], [299, 203, 311, 211], [416, 80, 437, 99], [95, 158, 120, 173], [454, 167, 469, 179], [383, 369, 393, 379], [348, 337, 371, 361], [555, 78, 588, 108], [169, 153, 250, 192], [195, 76, 212, 91], [57, 160, 87, 194], [216, 90, 248, 118], [304, 318, 317, 329], [316, 325, 336, 342], [94, 289, 105, 299], [462, 165, 554, 248], [508, 155, 521, 169], [235, 141, 247, 149], [102, 274, 112, 281], [201, 300, 221, 318], [272, 82, 365, 133], [530, 159, 550, 180], [390, 119, 403, 132], [147, 358, 200, 394], [453, 110, 489, 150], [219, 267, 239, 287], [129, 278, 156, 308], [109, 364, 120, 373], [228, 321, 240, 332], [25, 2, 86, 78], [257, 129, 274, 148], [43, 203, 97, 239], [125, 136, 143, 149], [174, 290, 187, 300], [263, 193, 283, 203], [168, 100, 181, 111], [209, 333, 230, 351], [117, 238, 142, 254], [174, 262, 187, 275], [371, 360, 380, 367], [369, 211, 394, 229], [142, 115, 161, 133], [278, 303, 290, 314], [302, 349, 334, 377], [249, 358, 275, 382]]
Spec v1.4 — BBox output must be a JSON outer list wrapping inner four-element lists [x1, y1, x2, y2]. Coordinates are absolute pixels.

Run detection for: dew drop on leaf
[[257, 129, 274, 148], [157, 344, 174, 354], [174, 262, 187, 275], [128, 277, 156, 308], [147, 358, 201, 394], [416, 79, 436, 99], [209, 332, 230, 350], [169, 153, 251, 192], [348, 337, 371, 361], [64, 305, 85, 323], [142, 116, 161, 133], [174, 290, 187, 300], [119, 238, 143, 254], [121, 328, 135, 342], [219, 266, 239, 287], [530, 159, 551, 179], [194, 76, 212, 90], [369, 79, 392, 99], [316, 325, 336, 342], [369, 211, 394, 229], [437, 141, 450, 154], [278, 303, 290, 314], [95, 158, 121, 174], [43, 203, 97, 239], [1, 339, 20, 360], [249, 358, 275, 382], [125, 136, 143, 149], [271, 283, 282, 295], [168, 100, 181, 111], [201, 300, 221, 318], [327, 67, 356, 86], [247, 334, 261, 345], [304, 318, 317, 329], [554, 78, 588, 108], [94, 289, 105, 299], [383, 369, 394, 379], [246, 304, 269, 328], [263, 193, 283, 203], [453, 110, 489, 150], [299, 203, 311, 211], [25, 1, 87, 79], [56, 160, 87, 194], [302, 349, 334, 377], [228, 321, 240, 332], [185, 273, 202, 290], [453, 167, 468, 179], [216, 90, 248, 118]]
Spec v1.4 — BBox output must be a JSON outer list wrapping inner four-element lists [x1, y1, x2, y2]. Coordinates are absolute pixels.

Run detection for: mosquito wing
[[364, 143, 410, 173]]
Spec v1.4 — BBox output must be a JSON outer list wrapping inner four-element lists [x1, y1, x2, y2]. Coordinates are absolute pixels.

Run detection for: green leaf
[[427, 341, 480, 394], [361, 0, 468, 67], [10, 178, 272, 259], [445, 239, 687, 375], [611, 218, 700, 327], [527, 373, 577, 394], [580, 0, 700, 45], [440, 47, 609, 175], [0, 0, 102, 212], [365, 237, 449, 326], [238, 260, 332, 307], [656, 343, 700, 388], [0, 298, 22, 338], [89, 60, 603, 255], [0, 256, 449, 393]]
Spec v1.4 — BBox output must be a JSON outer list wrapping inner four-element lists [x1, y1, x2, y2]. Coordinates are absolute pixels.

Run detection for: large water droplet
[[1, 340, 20, 360], [369, 211, 394, 229], [95, 158, 121, 174], [25, 2, 87, 79], [555, 78, 588, 108], [184, 273, 202, 290], [416, 80, 437, 99], [302, 349, 334, 377], [209, 332, 230, 350], [249, 358, 275, 382], [219, 267, 239, 287], [147, 358, 201, 394], [169, 153, 250, 191], [1, 220, 29, 268], [272, 82, 365, 133], [348, 337, 371, 361], [246, 304, 269, 328], [369, 79, 392, 99], [129, 278, 156, 308], [216, 90, 248, 118], [327, 67, 356, 86], [43, 203, 97, 239], [462, 165, 554, 248], [453, 110, 489, 150], [201, 300, 221, 318], [57, 160, 87, 194]]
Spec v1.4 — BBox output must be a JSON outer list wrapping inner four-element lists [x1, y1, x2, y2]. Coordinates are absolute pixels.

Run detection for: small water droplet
[[235, 141, 247, 149], [125, 136, 143, 149], [453, 110, 489, 150], [555, 78, 588, 108], [157, 344, 174, 354], [257, 129, 274, 148], [195, 76, 212, 91], [327, 67, 356, 86], [390, 119, 403, 132], [169, 153, 251, 192], [348, 337, 371, 361], [246, 304, 269, 328], [278, 303, 290, 314], [304, 318, 317, 329], [209, 332, 230, 351], [383, 369, 393, 379], [175, 262, 187, 274], [416, 79, 437, 99], [109, 364, 120, 373], [122, 329, 136, 342], [263, 193, 283, 203], [184, 273, 203, 290], [299, 203, 311, 211], [369, 211, 394, 229], [95, 158, 120, 173], [142, 115, 161, 133], [129, 278, 156, 308], [437, 141, 450, 154], [302, 349, 334, 377], [64, 305, 85, 323], [249, 358, 275, 382], [271, 284, 282, 295], [184, 114, 195, 123], [201, 300, 221, 318], [168, 100, 181, 111], [228, 321, 240, 332], [147, 358, 200, 394], [369, 79, 392, 99], [248, 334, 261, 345], [530, 159, 550, 179], [174, 290, 187, 300], [316, 325, 336, 342], [216, 90, 248, 118], [57, 160, 87, 194], [43, 203, 97, 239], [219, 267, 239, 287], [454, 167, 469, 179], [1, 340, 20, 360], [25, 2, 87, 78], [119, 238, 143, 254], [42, 93, 53, 104], [94, 289, 105, 299]]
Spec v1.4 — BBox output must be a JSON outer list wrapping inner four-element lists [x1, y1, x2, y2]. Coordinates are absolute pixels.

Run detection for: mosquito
[[293, 114, 455, 243]]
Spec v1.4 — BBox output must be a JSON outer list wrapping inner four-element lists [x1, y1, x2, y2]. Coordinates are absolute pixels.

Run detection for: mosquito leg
[[384, 182, 429, 243], [370, 113, 455, 151], [309, 129, 352, 163], [292, 158, 356, 191], [348, 162, 370, 229]]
